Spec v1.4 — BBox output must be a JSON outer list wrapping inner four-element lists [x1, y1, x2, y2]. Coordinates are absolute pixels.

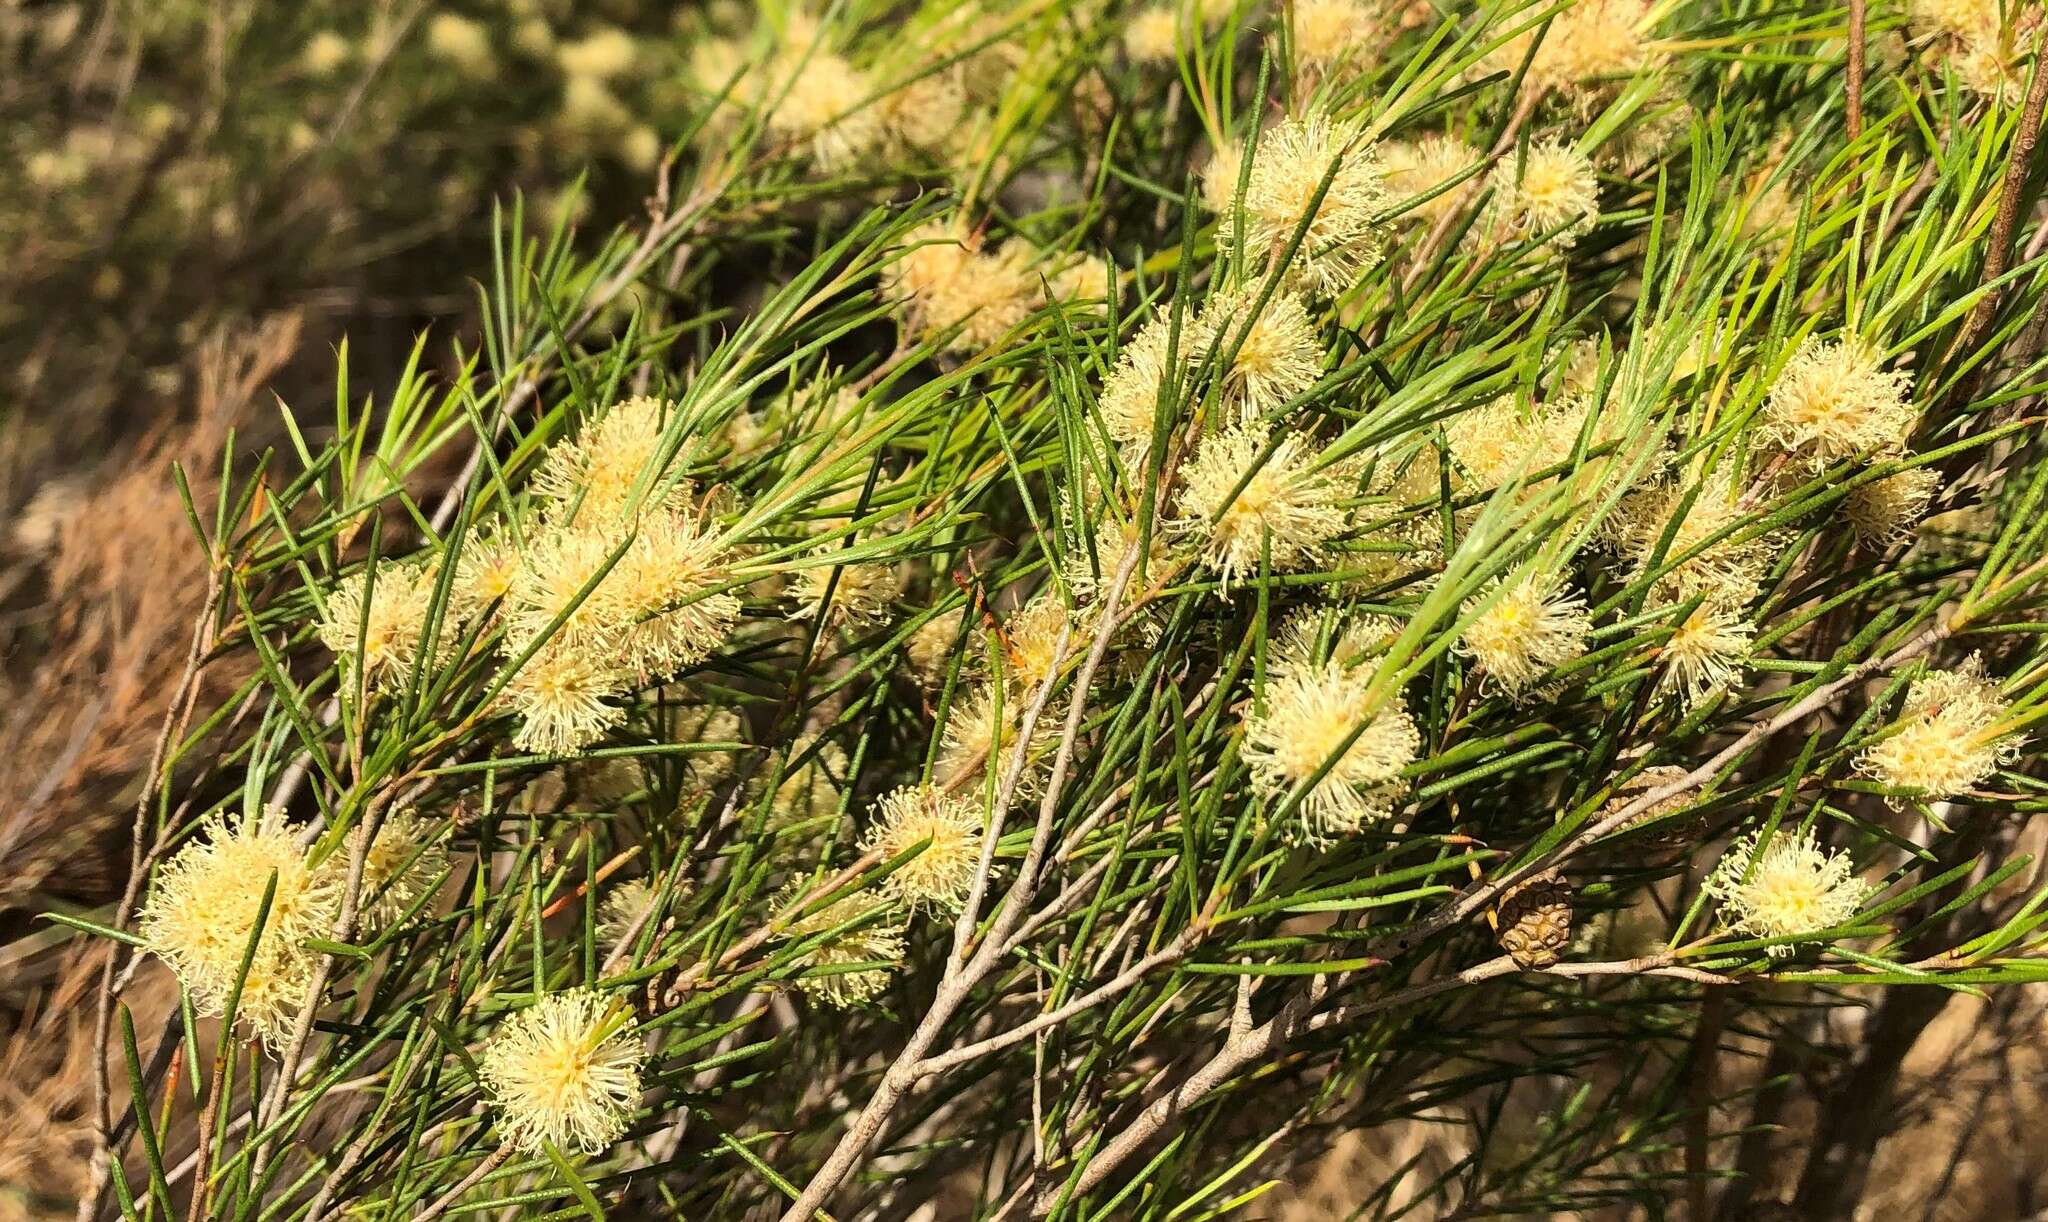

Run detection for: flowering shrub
[[44, 1, 2048, 1219]]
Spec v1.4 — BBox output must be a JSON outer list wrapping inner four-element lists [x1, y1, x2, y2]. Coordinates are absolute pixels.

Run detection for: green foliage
[[51, 1, 2048, 1219]]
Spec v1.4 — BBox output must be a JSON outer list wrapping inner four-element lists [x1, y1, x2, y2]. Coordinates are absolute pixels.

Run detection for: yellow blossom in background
[[937, 681, 1059, 801], [1487, 0, 1662, 105], [300, 31, 352, 77], [425, 13, 496, 80], [906, 606, 969, 684], [1272, 608, 1402, 675], [1290, 0, 1375, 68], [776, 882, 907, 1008], [1200, 137, 1246, 214], [1846, 468, 1941, 546], [764, 35, 884, 169], [791, 548, 902, 630], [887, 225, 1040, 354], [333, 808, 448, 934], [1124, 6, 1182, 62], [556, 26, 638, 81], [1381, 134, 1480, 227], [450, 530, 522, 620], [598, 878, 683, 956]]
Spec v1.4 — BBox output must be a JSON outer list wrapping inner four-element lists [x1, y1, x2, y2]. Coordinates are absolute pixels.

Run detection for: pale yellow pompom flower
[[502, 641, 628, 755], [1611, 475, 1778, 610], [337, 808, 448, 934], [1381, 134, 1480, 227], [137, 807, 340, 1045], [776, 882, 907, 1008], [1203, 286, 1323, 419], [1857, 660, 2020, 801], [532, 396, 689, 526], [1291, 0, 1375, 67], [1444, 395, 1548, 490], [317, 560, 444, 691], [1762, 337, 1915, 467], [1231, 113, 1389, 297], [479, 990, 645, 1154], [607, 515, 742, 674], [1846, 468, 1940, 546], [1457, 572, 1592, 699], [505, 514, 739, 677], [448, 530, 522, 621], [791, 549, 902, 630], [300, 31, 352, 76], [425, 13, 495, 79], [937, 681, 1059, 801], [1124, 6, 1181, 62], [556, 26, 638, 80], [1487, 139, 1600, 248], [993, 594, 1072, 691], [1096, 314, 1180, 453], [1244, 661, 1419, 842], [906, 607, 968, 685], [766, 48, 884, 169], [1704, 828, 1870, 955], [861, 785, 986, 911], [1175, 423, 1351, 590], [886, 226, 1040, 354], [1655, 602, 1752, 708]]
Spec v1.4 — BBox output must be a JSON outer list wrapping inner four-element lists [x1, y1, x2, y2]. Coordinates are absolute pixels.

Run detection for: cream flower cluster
[[1704, 828, 1870, 955], [479, 989, 645, 1154], [138, 806, 445, 1043], [887, 223, 1114, 356], [1857, 660, 2021, 802], [316, 395, 747, 757], [1243, 615, 1420, 842]]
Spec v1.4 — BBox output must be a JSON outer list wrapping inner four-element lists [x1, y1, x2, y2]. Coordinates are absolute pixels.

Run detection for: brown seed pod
[[1609, 765, 1701, 853], [1497, 869, 1573, 969]]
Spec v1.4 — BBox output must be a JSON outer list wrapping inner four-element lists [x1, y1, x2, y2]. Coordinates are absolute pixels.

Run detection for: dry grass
[[0, 317, 297, 1221]]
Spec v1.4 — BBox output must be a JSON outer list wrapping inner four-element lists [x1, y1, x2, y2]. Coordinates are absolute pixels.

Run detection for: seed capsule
[[1496, 869, 1573, 969]]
